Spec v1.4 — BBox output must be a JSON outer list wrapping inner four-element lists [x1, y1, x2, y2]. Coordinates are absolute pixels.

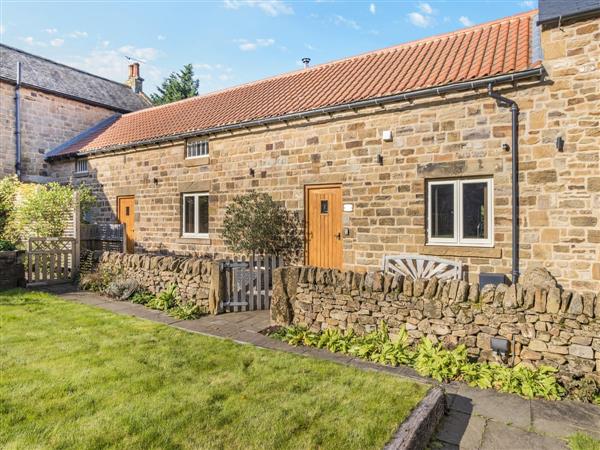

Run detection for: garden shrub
[[222, 191, 302, 263], [78, 267, 121, 292], [0, 239, 16, 251], [271, 322, 569, 401], [147, 284, 179, 311], [130, 290, 155, 305]]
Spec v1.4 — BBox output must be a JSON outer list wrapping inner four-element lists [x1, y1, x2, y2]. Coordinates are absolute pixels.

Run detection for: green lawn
[[0, 290, 428, 450]]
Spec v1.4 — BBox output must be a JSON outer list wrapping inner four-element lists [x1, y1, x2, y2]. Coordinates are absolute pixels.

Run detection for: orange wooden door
[[306, 185, 343, 269], [117, 196, 135, 253]]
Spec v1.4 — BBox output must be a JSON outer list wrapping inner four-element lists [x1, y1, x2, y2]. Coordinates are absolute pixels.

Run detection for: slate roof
[[0, 44, 150, 112], [538, 0, 600, 24], [47, 9, 541, 159]]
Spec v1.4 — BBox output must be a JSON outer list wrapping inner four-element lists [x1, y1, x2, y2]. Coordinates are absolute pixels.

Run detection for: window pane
[[196, 195, 209, 234], [431, 184, 454, 238], [184, 196, 195, 234], [462, 182, 488, 239]]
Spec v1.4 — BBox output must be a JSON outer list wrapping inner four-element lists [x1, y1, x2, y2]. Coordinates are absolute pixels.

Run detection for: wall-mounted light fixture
[[502, 143, 510, 152], [382, 130, 393, 142], [249, 168, 255, 177], [556, 136, 564, 152], [491, 337, 509, 357], [376, 154, 384, 165]]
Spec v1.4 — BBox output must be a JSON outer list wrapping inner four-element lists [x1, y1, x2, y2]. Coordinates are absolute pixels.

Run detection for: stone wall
[[97, 252, 222, 312], [271, 266, 600, 378], [0, 251, 25, 290], [49, 15, 600, 291], [0, 82, 116, 181]]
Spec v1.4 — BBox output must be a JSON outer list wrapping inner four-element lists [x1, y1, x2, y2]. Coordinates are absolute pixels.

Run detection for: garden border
[[384, 386, 446, 450]]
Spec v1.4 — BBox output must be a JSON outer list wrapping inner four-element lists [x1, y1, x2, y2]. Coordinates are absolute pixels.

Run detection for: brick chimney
[[126, 62, 144, 94]]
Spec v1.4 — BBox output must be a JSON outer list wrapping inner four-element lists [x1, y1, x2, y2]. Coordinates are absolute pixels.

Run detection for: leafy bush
[[147, 284, 179, 311], [79, 267, 121, 293], [105, 279, 139, 301], [130, 290, 155, 305], [0, 177, 95, 246], [272, 322, 567, 401], [0, 239, 16, 251], [222, 192, 302, 262], [168, 302, 206, 320]]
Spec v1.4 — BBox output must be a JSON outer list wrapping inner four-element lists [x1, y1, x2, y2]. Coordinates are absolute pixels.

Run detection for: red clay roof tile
[[48, 9, 538, 158]]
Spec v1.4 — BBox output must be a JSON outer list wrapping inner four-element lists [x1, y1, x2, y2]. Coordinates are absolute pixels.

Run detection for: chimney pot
[[302, 57, 311, 68]]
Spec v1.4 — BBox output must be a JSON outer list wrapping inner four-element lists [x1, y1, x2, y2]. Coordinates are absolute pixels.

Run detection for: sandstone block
[[569, 345, 594, 360]]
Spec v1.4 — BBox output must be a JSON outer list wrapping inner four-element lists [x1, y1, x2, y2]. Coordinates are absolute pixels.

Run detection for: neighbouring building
[[0, 44, 150, 182], [45, 1, 600, 293]]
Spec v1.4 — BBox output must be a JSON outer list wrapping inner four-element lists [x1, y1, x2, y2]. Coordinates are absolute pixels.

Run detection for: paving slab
[[531, 398, 600, 440], [436, 410, 486, 449], [480, 419, 567, 450]]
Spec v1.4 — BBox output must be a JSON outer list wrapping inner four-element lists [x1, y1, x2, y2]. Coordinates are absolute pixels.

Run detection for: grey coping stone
[[435, 410, 486, 449], [531, 398, 600, 440], [480, 419, 568, 450]]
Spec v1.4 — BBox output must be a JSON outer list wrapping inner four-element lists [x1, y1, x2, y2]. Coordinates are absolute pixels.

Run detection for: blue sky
[[1, 1, 536, 95]]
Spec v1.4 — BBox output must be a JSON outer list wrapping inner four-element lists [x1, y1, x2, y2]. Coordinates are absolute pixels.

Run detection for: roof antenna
[[302, 57, 311, 68], [124, 55, 146, 64]]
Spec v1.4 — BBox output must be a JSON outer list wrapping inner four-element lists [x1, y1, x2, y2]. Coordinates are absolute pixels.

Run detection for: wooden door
[[117, 196, 135, 253], [305, 185, 343, 269]]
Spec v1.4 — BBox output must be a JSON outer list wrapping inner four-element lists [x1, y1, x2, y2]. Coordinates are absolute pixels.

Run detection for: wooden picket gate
[[26, 237, 77, 285], [221, 255, 282, 312]]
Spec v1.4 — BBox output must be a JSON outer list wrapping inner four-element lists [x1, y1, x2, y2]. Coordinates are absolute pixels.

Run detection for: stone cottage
[[44, 0, 599, 292], [0, 44, 150, 182]]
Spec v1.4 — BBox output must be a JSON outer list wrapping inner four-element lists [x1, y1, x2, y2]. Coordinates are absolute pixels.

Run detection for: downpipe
[[488, 84, 519, 284], [15, 62, 22, 180]]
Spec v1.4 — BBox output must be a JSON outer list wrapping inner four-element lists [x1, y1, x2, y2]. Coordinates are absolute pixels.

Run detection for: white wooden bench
[[382, 254, 462, 280]]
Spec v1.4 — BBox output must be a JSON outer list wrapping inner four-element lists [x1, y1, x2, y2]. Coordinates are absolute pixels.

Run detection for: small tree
[[1, 179, 95, 246], [222, 192, 302, 262], [150, 64, 199, 106]]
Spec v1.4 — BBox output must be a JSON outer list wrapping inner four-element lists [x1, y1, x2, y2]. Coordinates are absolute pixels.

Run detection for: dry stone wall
[[98, 252, 218, 310], [272, 266, 600, 378], [0, 251, 25, 290]]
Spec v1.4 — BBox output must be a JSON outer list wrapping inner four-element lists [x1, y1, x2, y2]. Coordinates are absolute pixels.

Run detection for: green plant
[[271, 322, 567, 401], [168, 302, 206, 320], [0, 239, 16, 251], [148, 284, 179, 311], [568, 432, 600, 450], [150, 63, 199, 106], [130, 290, 155, 305], [222, 191, 302, 262], [79, 266, 121, 292]]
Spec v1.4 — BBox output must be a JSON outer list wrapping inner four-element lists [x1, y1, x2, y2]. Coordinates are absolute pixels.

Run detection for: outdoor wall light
[[556, 136, 565, 152], [502, 143, 510, 152], [376, 154, 384, 165], [491, 337, 509, 356], [249, 168, 255, 177], [382, 130, 393, 142]]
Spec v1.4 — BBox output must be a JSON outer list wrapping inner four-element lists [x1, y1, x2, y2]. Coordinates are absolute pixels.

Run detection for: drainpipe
[[15, 62, 22, 180], [487, 83, 519, 284]]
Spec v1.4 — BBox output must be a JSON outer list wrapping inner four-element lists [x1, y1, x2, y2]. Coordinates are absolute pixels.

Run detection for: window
[[182, 193, 209, 238], [186, 140, 209, 159], [75, 158, 88, 174], [427, 178, 493, 246]]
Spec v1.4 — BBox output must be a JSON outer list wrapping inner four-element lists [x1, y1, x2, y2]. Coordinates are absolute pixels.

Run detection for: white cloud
[[520, 0, 535, 8], [101, 40, 110, 48], [43, 28, 58, 34], [458, 16, 474, 27], [234, 38, 275, 51], [333, 14, 360, 30], [369, 3, 376, 15], [418, 2, 433, 14], [0, 25, 5, 35], [68, 31, 88, 38], [157, 34, 166, 41], [224, 0, 293, 16], [50, 38, 64, 47], [407, 12, 432, 28], [118, 45, 160, 62], [21, 36, 47, 47]]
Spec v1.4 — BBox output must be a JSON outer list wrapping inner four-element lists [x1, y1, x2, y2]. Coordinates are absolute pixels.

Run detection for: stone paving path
[[45, 287, 600, 450]]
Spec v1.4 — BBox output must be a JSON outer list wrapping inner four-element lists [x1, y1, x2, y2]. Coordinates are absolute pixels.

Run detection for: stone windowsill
[[72, 172, 89, 178], [176, 237, 211, 245], [419, 245, 502, 259], [184, 157, 210, 167]]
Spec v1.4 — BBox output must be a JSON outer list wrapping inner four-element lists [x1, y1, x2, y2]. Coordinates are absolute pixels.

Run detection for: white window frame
[[182, 192, 209, 239], [427, 178, 494, 247], [186, 139, 209, 159], [74, 158, 88, 174]]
